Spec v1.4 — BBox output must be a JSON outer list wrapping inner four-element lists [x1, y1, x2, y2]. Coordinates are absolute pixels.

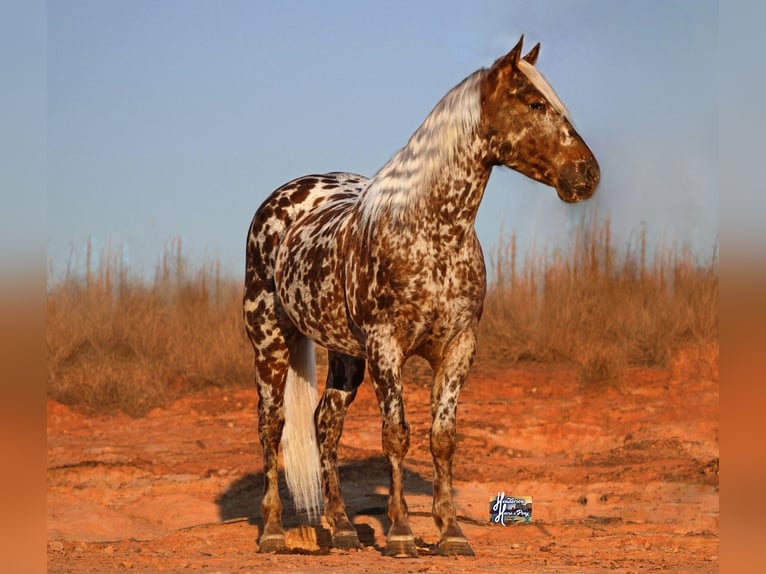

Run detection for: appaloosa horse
[[243, 36, 599, 558]]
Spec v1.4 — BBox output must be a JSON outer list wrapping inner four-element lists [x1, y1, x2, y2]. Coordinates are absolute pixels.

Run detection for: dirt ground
[[47, 351, 718, 573]]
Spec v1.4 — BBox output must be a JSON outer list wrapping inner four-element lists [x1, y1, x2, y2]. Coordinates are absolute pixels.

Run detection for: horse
[[243, 36, 599, 558]]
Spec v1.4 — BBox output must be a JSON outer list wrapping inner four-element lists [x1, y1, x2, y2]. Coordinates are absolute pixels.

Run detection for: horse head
[[479, 36, 600, 203]]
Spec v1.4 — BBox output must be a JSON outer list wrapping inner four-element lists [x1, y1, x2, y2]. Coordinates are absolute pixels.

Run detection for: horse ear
[[523, 42, 540, 66], [483, 35, 525, 98], [486, 35, 523, 79], [504, 35, 524, 69]]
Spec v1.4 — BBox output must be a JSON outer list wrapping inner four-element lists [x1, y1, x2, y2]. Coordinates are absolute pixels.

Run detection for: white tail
[[281, 337, 323, 522]]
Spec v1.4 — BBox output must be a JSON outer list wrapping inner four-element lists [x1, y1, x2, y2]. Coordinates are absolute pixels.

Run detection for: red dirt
[[47, 352, 718, 572]]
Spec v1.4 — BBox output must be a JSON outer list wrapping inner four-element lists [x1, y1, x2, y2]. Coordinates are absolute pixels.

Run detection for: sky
[[43, 0, 718, 281]]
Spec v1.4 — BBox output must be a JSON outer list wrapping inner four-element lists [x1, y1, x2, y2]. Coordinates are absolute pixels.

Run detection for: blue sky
[[44, 0, 718, 280]]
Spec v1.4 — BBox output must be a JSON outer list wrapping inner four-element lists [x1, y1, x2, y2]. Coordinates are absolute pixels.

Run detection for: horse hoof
[[258, 533, 287, 554], [385, 534, 419, 558], [438, 536, 475, 556], [332, 530, 361, 550]]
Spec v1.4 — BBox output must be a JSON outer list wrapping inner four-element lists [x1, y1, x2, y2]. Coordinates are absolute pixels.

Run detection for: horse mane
[[517, 60, 569, 119], [357, 58, 569, 230], [357, 70, 484, 229]]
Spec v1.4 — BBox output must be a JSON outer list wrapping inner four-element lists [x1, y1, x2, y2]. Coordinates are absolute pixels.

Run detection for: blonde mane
[[518, 59, 570, 119], [357, 56, 570, 230], [357, 71, 483, 228]]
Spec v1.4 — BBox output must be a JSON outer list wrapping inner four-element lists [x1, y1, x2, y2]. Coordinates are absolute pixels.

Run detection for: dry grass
[[47, 238, 252, 416], [478, 218, 718, 388], [47, 221, 718, 416]]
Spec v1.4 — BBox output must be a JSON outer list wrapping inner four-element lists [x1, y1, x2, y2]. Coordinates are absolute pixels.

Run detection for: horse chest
[[345, 234, 486, 355]]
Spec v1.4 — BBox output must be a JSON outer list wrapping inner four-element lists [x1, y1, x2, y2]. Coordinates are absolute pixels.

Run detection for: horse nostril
[[585, 164, 600, 185]]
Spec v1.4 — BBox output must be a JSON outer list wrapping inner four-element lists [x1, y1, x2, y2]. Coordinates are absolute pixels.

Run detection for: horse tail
[[281, 336, 323, 522]]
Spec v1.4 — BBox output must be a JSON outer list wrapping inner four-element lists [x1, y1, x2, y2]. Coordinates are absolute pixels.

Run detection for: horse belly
[[274, 209, 365, 357]]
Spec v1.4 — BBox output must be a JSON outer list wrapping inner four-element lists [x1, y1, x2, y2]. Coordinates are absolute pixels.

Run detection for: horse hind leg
[[249, 333, 324, 553], [245, 285, 321, 553], [248, 329, 291, 553], [314, 351, 365, 549]]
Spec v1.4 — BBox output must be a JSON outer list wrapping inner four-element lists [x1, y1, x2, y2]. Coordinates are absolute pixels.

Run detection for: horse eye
[[529, 101, 545, 111]]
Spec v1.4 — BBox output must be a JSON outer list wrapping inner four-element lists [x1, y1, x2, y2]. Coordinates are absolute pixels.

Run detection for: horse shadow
[[216, 455, 435, 553]]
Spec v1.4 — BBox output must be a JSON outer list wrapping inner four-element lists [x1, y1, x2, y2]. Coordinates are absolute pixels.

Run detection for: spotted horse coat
[[243, 36, 600, 558]]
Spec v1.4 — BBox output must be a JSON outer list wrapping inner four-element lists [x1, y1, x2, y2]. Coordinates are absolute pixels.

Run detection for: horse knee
[[430, 422, 456, 460], [382, 421, 411, 458]]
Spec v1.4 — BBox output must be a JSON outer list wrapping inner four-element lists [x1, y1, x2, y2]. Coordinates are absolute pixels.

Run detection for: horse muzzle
[[555, 159, 600, 203]]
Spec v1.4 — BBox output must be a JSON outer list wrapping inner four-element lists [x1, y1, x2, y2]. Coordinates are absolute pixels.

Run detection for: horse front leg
[[430, 329, 477, 556], [367, 338, 418, 558], [314, 352, 365, 549]]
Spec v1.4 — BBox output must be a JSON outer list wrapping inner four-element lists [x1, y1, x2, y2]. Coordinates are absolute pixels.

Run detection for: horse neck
[[358, 72, 491, 246]]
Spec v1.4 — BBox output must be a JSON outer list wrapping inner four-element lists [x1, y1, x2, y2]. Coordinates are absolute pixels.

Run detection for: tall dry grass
[[478, 218, 718, 388], [47, 220, 718, 416], [47, 238, 252, 416]]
